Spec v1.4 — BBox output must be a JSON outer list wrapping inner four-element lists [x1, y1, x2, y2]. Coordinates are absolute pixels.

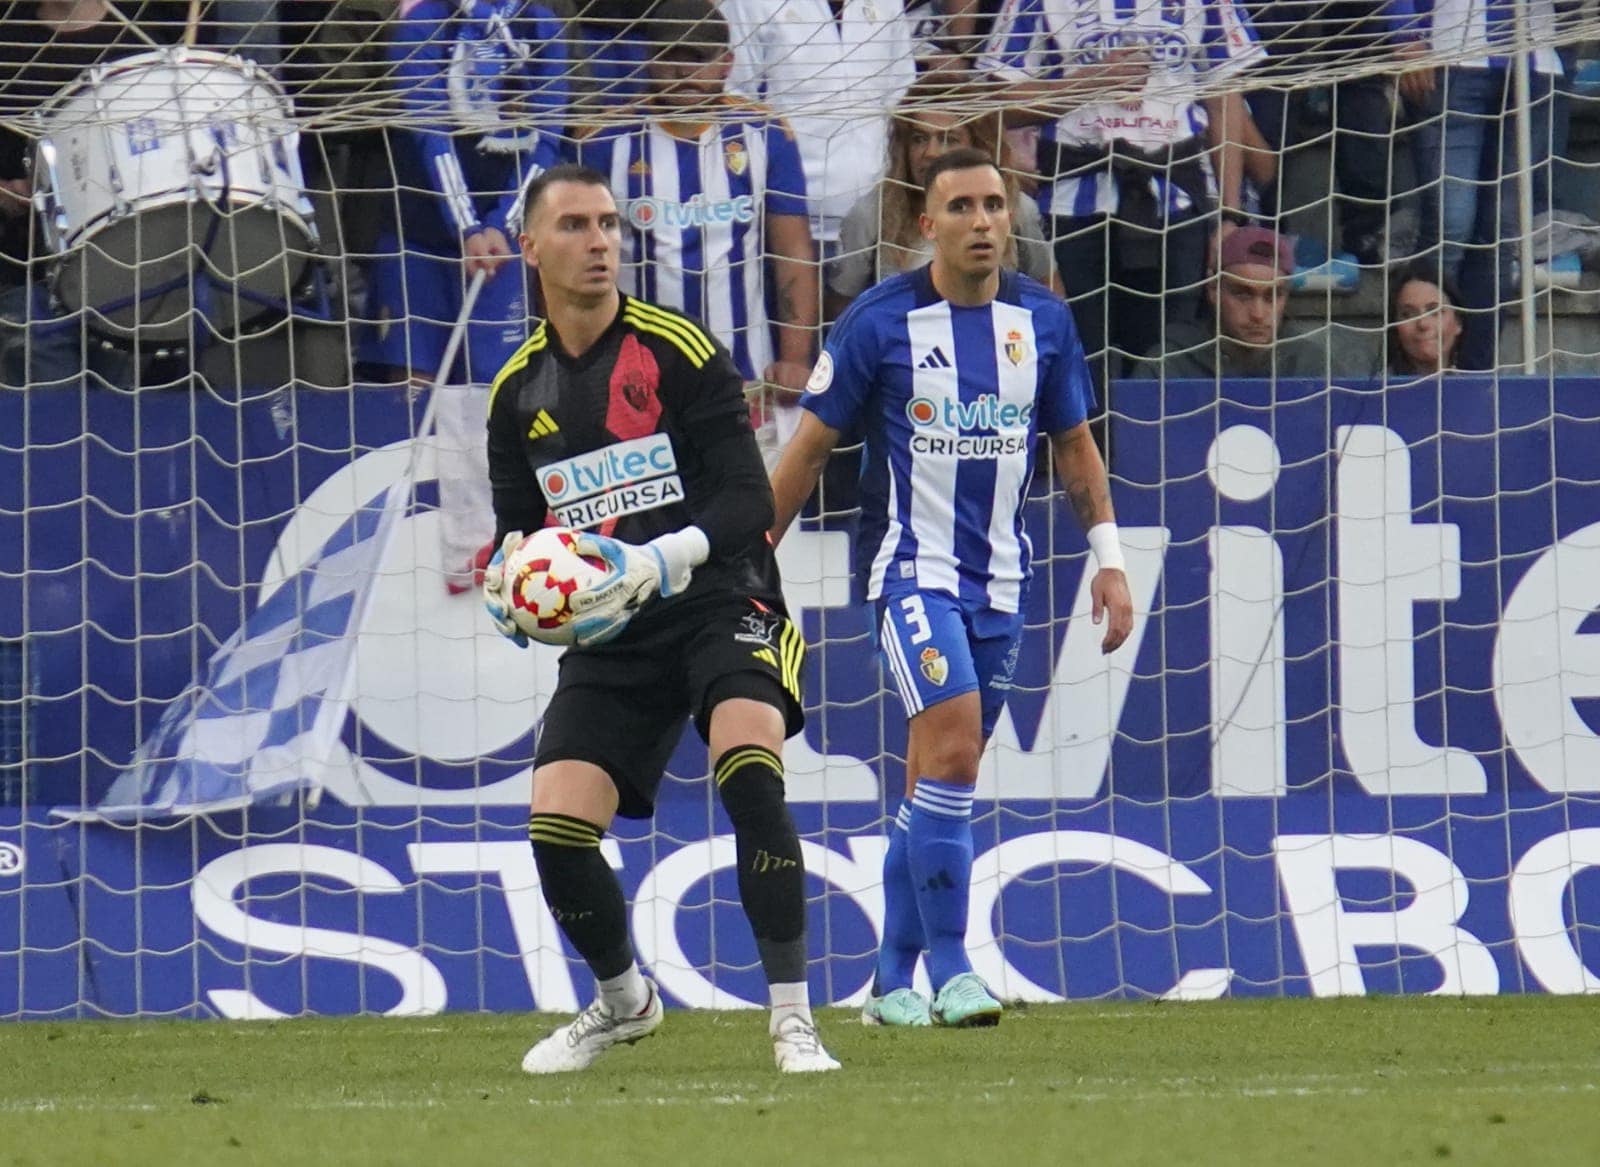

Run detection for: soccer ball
[[503, 527, 612, 646]]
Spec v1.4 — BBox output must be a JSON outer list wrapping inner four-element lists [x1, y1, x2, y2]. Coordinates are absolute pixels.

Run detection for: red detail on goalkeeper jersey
[[605, 334, 663, 442]]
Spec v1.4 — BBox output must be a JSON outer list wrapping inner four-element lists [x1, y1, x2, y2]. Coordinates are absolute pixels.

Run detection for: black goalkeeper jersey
[[485, 294, 784, 628]]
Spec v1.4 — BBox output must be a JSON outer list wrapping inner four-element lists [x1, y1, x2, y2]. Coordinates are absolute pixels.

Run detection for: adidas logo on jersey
[[526, 409, 559, 439], [916, 346, 953, 370]]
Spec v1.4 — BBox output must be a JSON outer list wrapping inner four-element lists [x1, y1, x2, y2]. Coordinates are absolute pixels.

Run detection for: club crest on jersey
[[1004, 330, 1027, 367], [724, 140, 748, 177], [607, 334, 663, 440], [920, 647, 948, 686]]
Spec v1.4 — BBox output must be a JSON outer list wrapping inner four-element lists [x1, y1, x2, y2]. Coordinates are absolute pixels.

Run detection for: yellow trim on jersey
[[625, 299, 714, 359], [622, 305, 714, 366], [487, 323, 548, 417], [622, 301, 715, 367], [624, 315, 710, 369], [778, 620, 805, 704]]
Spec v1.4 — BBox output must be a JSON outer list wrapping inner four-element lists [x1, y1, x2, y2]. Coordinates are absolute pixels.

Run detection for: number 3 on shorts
[[899, 595, 931, 645]]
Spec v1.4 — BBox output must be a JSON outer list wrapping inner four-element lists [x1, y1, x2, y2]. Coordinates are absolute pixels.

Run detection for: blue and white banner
[[2, 375, 1600, 1018], [72, 480, 402, 821]]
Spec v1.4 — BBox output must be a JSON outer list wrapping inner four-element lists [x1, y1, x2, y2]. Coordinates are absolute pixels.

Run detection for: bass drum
[[33, 49, 318, 344]]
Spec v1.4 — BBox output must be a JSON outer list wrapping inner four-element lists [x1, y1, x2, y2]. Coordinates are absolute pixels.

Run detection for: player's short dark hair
[[520, 164, 613, 227], [922, 147, 1003, 201]]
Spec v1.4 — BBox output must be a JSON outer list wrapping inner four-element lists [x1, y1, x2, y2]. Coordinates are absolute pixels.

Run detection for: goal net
[[2, 0, 1599, 1018]]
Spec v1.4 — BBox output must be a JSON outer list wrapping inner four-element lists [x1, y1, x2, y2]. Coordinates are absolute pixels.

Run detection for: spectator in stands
[[1387, 263, 1463, 377], [720, 0, 918, 286], [573, 0, 816, 452], [1132, 225, 1334, 379], [904, 0, 984, 77], [981, 0, 1269, 387], [566, 0, 652, 109], [1400, 0, 1563, 366], [0, 0, 188, 385], [361, 0, 566, 593], [828, 79, 1055, 314], [1244, 0, 1417, 266]]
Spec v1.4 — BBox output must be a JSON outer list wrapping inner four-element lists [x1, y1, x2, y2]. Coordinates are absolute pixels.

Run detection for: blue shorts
[[874, 589, 1024, 740], [359, 234, 528, 384]]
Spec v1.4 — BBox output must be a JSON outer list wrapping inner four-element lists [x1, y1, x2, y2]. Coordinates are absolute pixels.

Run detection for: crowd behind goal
[[0, 0, 1597, 420]]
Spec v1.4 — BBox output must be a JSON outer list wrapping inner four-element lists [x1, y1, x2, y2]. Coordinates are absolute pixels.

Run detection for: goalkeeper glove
[[565, 527, 711, 647], [481, 531, 528, 648], [573, 526, 709, 603]]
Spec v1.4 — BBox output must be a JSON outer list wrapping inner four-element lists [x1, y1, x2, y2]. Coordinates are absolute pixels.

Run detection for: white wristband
[[648, 525, 711, 574], [1086, 522, 1126, 573]]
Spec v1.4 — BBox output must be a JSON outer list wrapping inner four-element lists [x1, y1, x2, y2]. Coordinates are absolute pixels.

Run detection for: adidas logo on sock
[[922, 869, 957, 891], [916, 346, 953, 370]]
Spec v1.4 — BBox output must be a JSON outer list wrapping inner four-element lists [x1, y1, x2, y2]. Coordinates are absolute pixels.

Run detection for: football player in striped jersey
[[770, 148, 1133, 1028]]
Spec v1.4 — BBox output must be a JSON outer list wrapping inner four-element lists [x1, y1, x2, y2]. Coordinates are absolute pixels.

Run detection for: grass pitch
[[2, 997, 1597, 1167]]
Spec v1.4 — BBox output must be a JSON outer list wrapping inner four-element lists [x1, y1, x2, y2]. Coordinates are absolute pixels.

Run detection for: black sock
[[714, 745, 807, 985], [529, 813, 633, 980]]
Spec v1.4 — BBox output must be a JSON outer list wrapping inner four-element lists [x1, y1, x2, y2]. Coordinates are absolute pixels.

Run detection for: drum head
[[55, 201, 315, 342]]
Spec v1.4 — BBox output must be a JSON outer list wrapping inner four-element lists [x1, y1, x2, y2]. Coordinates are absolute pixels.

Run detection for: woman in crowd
[[1387, 262, 1464, 377], [827, 79, 1054, 315]]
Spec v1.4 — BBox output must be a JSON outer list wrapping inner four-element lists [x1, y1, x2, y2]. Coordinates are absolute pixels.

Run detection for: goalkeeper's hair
[[520, 163, 614, 228]]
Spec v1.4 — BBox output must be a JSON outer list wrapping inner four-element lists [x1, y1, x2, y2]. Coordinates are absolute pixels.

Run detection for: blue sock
[[875, 803, 924, 994], [905, 778, 975, 991]]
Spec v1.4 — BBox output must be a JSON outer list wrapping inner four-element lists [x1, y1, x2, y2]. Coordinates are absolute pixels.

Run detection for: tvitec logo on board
[[257, 416, 1600, 808]]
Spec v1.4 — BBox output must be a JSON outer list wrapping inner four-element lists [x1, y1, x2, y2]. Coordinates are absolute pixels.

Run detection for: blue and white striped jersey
[[980, 0, 1263, 219], [391, 0, 567, 249], [577, 106, 809, 380], [802, 267, 1094, 614]]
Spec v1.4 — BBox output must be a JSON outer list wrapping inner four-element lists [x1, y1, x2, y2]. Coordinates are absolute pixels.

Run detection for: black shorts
[[534, 593, 806, 818]]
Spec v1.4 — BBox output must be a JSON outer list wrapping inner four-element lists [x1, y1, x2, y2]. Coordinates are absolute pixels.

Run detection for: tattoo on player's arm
[[773, 270, 817, 364], [776, 281, 798, 327], [1056, 427, 1114, 531], [1064, 473, 1107, 532]]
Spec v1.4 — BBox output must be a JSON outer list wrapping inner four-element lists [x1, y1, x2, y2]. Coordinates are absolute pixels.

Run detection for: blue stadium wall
[[2, 375, 1600, 1018]]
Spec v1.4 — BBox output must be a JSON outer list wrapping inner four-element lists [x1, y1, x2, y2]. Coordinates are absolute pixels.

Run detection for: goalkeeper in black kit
[[481, 164, 838, 1074]]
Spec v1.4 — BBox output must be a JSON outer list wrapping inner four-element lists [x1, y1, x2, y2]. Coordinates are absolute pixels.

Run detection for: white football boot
[[771, 1013, 841, 1073], [521, 979, 664, 1074]]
